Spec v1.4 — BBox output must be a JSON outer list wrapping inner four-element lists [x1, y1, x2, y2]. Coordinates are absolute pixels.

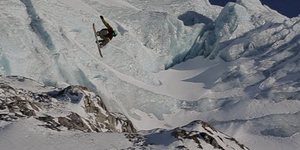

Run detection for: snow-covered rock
[[0, 75, 136, 133], [0, 75, 249, 150], [134, 120, 249, 150]]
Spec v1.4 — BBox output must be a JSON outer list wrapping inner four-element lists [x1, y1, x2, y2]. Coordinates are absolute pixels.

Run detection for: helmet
[[112, 30, 118, 37]]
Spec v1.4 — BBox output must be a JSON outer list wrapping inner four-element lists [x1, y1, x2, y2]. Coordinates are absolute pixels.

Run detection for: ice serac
[[170, 0, 296, 65], [203, 2, 255, 60], [108, 0, 222, 72], [183, 0, 290, 62]]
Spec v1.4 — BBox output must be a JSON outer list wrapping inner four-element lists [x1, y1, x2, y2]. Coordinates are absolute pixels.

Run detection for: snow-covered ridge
[[142, 120, 249, 150], [0, 75, 249, 150], [0, 75, 136, 133]]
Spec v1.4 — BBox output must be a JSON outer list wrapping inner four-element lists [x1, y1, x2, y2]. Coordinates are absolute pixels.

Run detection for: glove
[[100, 16, 104, 19]]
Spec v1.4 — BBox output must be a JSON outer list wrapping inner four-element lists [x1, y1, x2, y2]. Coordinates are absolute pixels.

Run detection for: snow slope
[[0, 118, 133, 150], [0, 0, 300, 149]]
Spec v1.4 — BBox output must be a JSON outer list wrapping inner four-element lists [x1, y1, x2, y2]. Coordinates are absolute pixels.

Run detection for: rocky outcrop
[[0, 76, 250, 149], [171, 121, 248, 150], [0, 83, 43, 121], [0, 76, 136, 133], [142, 120, 249, 150], [46, 85, 137, 133]]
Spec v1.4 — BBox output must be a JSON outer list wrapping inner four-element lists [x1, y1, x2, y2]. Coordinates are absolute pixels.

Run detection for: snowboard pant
[[97, 29, 110, 47]]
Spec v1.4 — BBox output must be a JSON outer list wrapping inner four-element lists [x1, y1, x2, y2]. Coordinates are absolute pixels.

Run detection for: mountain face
[[0, 76, 136, 133], [142, 120, 249, 150], [0, 75, 247, 150], [0, 0, 300, 149]]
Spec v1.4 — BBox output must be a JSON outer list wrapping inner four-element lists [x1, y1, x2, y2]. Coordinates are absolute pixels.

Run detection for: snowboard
[[92, 23, 103, 58]]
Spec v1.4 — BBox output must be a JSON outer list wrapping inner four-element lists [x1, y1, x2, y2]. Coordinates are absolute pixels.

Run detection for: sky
[[209, 0, 300, 18]]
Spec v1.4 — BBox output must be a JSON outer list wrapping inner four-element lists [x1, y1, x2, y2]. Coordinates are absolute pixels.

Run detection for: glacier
[[0, 0, 300, 149]]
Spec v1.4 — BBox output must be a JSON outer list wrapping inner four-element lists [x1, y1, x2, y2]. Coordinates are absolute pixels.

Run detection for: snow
[[1, 0, 300, 149], [0, 118, 132, 150]]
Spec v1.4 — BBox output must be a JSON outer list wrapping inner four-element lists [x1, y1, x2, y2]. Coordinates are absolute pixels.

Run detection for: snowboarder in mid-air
[[92, 16, 117, 57], [96, 16, 117, 48]]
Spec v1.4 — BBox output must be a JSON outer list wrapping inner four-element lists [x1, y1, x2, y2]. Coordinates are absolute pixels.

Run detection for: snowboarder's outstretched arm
[[100, 16, 113, 30]]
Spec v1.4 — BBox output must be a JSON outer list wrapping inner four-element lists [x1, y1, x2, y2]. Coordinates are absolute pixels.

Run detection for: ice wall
[[105, 0, 222, 72], [178, 0, 295, 63], [164, 0, 290, 68]]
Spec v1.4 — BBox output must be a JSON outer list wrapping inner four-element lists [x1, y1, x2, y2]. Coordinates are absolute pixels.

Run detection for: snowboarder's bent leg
[[99, 38, 110, 47]]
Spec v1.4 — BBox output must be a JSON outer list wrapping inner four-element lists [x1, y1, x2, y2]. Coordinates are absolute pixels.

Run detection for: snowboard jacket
[[101, 17, 114, 40]]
